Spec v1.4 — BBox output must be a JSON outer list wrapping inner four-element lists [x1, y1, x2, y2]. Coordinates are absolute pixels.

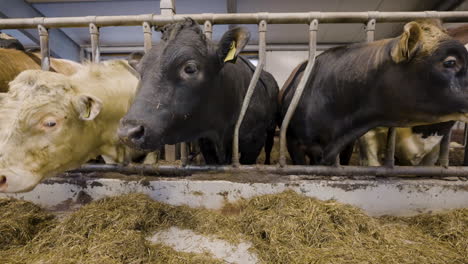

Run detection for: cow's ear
[[391, 22, 422, 63], [127, 51, 144, 71], [73, 94, 103, 121], [217, 27, 250, 64]]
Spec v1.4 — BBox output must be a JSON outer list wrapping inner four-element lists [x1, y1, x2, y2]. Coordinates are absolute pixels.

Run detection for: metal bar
[[464, 124, 468, 165], [439, 130, 451, 167], [3, 11, 468, 29], [142, 21, 152, 52], [73, 163, 468, 177], [203, 20, 213, 40], [37, 24, 50, 71], [279, 19, 318, 167], [180, 142, 188, 165], [365, 18, 375, 43], [365, 18, 398, 167], [89, 22, 100, 63], [160, 0, 175, 16], [232, 20, 267, 167], [384, 127, 397, 167], [180, 142, 188, 166]]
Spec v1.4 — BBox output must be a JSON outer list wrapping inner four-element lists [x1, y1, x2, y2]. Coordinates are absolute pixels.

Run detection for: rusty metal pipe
[[73, 163, 468, 177], [279, 19, 318, 167], [232, 20, 267, 166]]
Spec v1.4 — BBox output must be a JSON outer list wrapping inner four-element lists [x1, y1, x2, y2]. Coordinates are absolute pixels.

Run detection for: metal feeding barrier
[[2, 4, 468, 177]]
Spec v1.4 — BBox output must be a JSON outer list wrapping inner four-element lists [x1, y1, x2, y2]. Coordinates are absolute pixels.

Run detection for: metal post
[[37, 25, 50, 71], [365, 18, 397, 168], [464, 123, 468, 165], [160, 0, 175, 16], [89, 23, 100, 63], [365, 18, 375, 43], [279, 19, 318, 167], [384, 127, 396, 167], [232, 20, 267, 167], [439, 130, 451, 167], [142, 21, 152, 52], [180, 142, 188, 166], [204, 20, 212, 40]]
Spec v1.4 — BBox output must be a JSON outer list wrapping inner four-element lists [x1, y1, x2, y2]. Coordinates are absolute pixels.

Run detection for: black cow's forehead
[[429, 39, 468, 63], [140, 26, 210, 76]]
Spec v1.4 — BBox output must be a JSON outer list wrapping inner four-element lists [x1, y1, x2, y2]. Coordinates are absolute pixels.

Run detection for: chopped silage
[[0, 191, 466, 264]]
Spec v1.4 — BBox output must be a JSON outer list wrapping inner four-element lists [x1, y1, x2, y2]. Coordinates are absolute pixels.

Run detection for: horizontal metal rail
[[73, 164, 468, 177], [2, 11, 468, 29]]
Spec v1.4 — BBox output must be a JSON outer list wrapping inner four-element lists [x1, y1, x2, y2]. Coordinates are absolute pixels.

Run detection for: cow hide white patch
[[147, 226, 258, 264]]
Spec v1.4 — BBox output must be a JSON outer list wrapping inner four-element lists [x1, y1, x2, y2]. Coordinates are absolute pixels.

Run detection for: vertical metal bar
[[159, 0, 179, 163], [232, 20, 267, 167], [384, 127, 396, 167], [204, 20, 213, 40], [439, 129, 451, 167], [89, 23, 100, 63], [180, 142, 188, 166], [463, 123, 468, 147], [279, 19, 318, 167], [366, 18, 398, 167], [37, 25, 50, 71], [143, 21, 152, 52], [365, 18, 375, 42], [334, 155, 340, 166], [464, 123, 468, 165], [160, 0, 175, 16]]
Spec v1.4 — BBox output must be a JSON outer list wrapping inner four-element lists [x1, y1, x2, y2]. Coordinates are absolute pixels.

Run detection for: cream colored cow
[[0, 60, 150, 193]]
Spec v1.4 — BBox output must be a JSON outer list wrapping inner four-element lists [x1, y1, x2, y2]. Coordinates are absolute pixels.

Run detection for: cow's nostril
[[0, 175, 6, 186], [127, 125, 145, 140]]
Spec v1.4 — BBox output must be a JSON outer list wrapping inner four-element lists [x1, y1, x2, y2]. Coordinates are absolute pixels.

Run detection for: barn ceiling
[[0, 0, 467, 59]]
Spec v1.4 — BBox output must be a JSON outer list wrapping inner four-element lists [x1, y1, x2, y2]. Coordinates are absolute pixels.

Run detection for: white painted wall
[[264, 50, 327, 88]]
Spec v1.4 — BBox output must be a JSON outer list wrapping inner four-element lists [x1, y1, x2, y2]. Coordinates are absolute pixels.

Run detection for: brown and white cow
[[0, 60, 144, 193], [0, 48, 81, 92]]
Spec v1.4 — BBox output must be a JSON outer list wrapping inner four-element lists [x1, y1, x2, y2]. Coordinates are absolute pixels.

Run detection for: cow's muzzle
[[118, 119, 150, 149]]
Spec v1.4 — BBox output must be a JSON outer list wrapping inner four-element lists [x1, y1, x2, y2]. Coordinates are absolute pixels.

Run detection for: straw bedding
[[0, 191, 466, 264]]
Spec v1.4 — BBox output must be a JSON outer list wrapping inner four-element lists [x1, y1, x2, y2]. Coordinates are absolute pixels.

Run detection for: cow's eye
[[42, 119, 57, 128], [184, 63, 198, 74], [44, 121, 56, 127], [443, 57, 457, 68]]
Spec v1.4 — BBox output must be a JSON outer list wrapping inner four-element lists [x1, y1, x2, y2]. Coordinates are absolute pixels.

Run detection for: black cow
[[118, 18, 278, 165], [280, 19, 468, 165]]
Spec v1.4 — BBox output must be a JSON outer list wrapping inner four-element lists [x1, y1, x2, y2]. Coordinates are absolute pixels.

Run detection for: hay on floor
[[0, 191, 466, 264]]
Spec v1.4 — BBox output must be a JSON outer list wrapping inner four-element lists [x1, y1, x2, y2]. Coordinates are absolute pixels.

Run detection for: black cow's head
[[371, 19, 468, 125], [118, 18, 249, 150]]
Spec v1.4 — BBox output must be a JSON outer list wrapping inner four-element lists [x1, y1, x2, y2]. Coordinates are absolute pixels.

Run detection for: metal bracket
[[310, 19, 319, 31], [365, 19, 376, 43], [143, 21, 153, 52], [203, 19, 213, 40], [259, 19, 267, 32]]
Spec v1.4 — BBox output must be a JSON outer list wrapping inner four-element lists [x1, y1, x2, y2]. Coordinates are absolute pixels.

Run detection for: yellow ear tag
[[224, 41, 237, 63]]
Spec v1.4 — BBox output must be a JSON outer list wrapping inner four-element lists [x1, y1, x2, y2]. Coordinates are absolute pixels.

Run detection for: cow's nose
[[118, 121, 146, 143], [126, 125, 145, 140], [0, 175, 7, 190]]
